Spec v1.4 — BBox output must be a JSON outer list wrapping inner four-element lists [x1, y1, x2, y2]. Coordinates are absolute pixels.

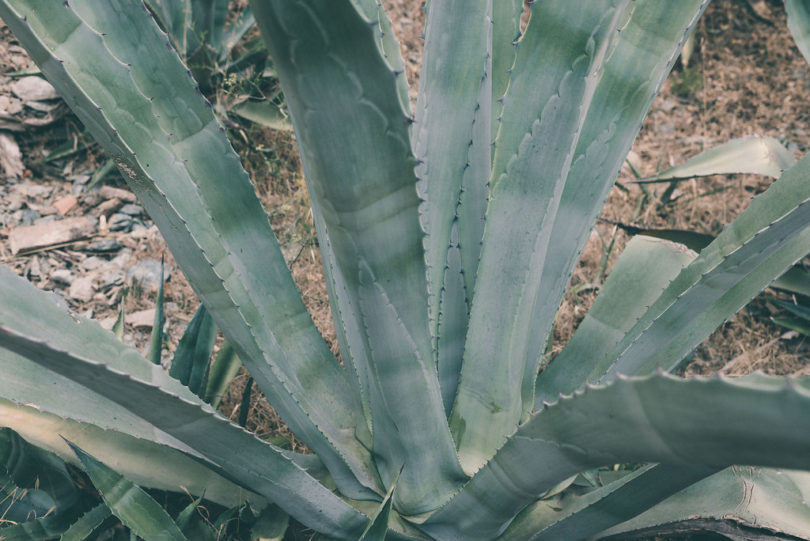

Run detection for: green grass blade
[[772, 316, 810, 336], [238, 377, 253, 428], [112, 294, 126, 341], [535, 236, 697, 406], [636, 135, 795, 183], [0, 0, 374, 496], [425, 373, 810, 540], [60, 503, 114, 541], [787, 0, 810, 67], [66, 441, 188, 541], [170, 303, 217, 397], [204, 340, 242, 408], [413, 0, 492, 410], [453, 0, 635, 475], [774, 298, 810, 321], [252, 0, 464, 512], [147, 259, 165, 365]]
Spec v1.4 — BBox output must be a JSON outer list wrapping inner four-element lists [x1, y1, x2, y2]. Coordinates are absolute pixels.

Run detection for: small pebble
[[118, 204, 143, 216], [51, 269, 74, 286], [86, 239, 124, 252], [108, 213, 134, 232], [126, 259, 172, 289], [81, 256, 106, 271], [68, 276, 95, 302]]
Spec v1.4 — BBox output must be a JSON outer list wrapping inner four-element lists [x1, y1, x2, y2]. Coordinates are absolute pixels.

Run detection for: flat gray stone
[[8, 216, 96, 255], [68, 276, 95, 302], [126, 260, 172, 289]]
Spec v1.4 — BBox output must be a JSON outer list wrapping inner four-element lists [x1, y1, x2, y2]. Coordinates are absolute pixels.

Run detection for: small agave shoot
[[3, 1, 810, 539]]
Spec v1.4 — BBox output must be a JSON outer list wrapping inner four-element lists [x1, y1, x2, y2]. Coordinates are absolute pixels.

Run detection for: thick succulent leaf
[[67, 441, 188, 541], [0, 513, 79, 541], [170, 303, 217, 398], [524, 0, 709, 426], [787, 0, 810, 67], [599, 467, 810, 540], [604, 152, 810, 379], [60, 504, 114, 541], [499, 464, 717, 541], [147, 259, 165, 365], [230, 100, 293, 132], [0, 0, 375, 497], [629, 226, 810, 297], [452, 0, 636, 475], [68, 443, 187, 541], [636, 135, 795, 183], [413, 0, 491, 411], [423, 373, 810, 540], [250, 504, 290, 541], [535, 236, 697, 405], [1, 428, 78, 513], [251, 0, 465, 513], [0, 329, 371, 539], [219, 5, 255, 62], [144, 0, 191, 55], [359, 468, 401, 541], [351, 0, 412, 115], [147, 0, 227, 58], [204, 340, 242, 409], [0, 399, 254, 509], [490, 0, 522, 142], [174, 496, 215, 541]]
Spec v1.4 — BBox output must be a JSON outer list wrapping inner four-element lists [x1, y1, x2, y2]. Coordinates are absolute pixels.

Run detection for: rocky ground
[[0, 0, 808, 442]]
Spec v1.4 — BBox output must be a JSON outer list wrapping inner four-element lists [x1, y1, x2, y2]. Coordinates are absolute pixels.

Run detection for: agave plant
[[4, 0, 810, 539]]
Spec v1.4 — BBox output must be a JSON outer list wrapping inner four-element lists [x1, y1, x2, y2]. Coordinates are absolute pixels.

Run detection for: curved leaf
[[252, 0, 465, 512], [0, 333, 370, 539], [60, 504, 113, 541], [787, 0, 810, 67], [604, 152, 810, 379], [424, 373, 810, 540], [67, 441, 188, 541], [599, 467, 810, 540], [0, 0, 374, 497], [414, 0, 491, 412], [452, 0, 638, 474], [170, 303, 217, 398], [535, 235, 697, 405], [636, 135, 795, 183], [499, 464, 716, 541]]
